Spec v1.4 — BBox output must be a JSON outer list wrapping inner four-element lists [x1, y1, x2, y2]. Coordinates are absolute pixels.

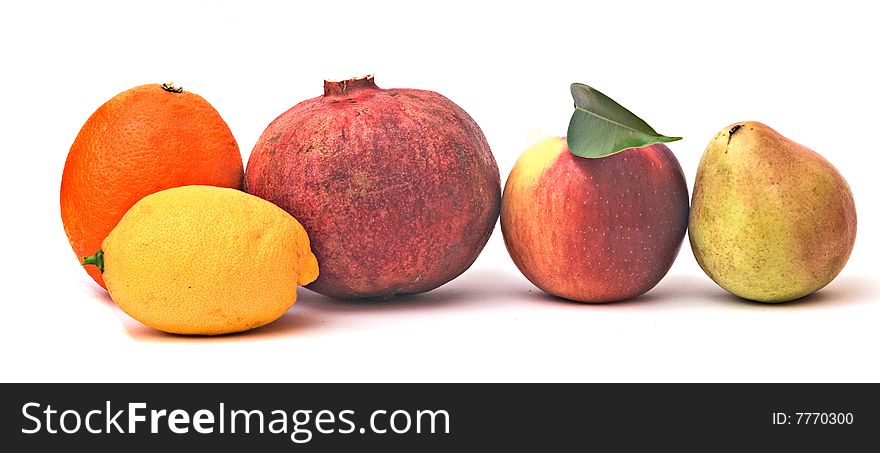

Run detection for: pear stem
[[82, 250, 105, 273]]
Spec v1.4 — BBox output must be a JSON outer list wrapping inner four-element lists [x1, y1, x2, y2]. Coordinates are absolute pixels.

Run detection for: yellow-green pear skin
[[689, 122, 856, 302]]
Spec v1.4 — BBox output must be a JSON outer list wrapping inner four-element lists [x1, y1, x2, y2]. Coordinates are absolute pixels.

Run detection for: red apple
[[500, 137, 689, 302]]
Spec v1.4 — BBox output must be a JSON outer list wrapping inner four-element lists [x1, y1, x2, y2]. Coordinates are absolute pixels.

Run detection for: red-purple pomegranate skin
[[246, 76, 501, 300]]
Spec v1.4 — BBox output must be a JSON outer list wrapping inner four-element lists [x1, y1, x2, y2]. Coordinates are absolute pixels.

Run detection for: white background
[[1, 0, 878, 382]]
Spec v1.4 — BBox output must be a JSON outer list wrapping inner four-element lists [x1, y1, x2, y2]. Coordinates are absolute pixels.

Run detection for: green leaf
[[566, 83, 681, 158]]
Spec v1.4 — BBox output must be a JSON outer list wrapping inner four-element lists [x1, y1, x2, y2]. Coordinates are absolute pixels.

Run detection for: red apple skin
[[500, 137, 689, 303]]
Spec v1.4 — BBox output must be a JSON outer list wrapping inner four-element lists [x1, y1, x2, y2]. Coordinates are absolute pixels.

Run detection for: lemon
[[83, 185, 318, 335]]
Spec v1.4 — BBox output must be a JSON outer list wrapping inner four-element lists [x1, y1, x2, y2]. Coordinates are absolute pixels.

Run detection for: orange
[[61, 83, 244, 288]]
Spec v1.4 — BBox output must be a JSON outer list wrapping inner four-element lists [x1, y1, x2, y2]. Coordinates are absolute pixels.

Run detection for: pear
[[689, 121, 856, 302]]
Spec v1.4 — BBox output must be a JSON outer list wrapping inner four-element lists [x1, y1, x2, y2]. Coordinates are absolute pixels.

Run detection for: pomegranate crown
[[324, 75, 377, 96]]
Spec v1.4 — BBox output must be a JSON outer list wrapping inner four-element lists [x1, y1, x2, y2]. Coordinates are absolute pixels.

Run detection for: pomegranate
[[246, 75, 501, 300]]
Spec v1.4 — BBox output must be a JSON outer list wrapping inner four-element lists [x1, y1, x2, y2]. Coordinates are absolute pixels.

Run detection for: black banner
[[2, 384, 877, 449]]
